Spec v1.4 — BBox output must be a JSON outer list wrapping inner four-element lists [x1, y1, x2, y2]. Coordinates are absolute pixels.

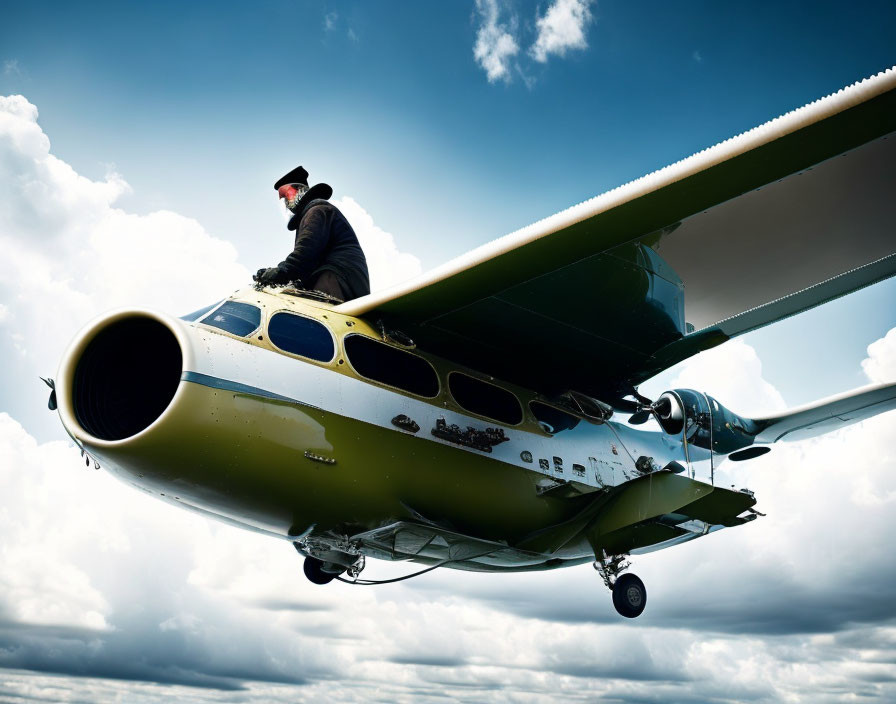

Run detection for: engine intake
[[71, 316, 182, 441]]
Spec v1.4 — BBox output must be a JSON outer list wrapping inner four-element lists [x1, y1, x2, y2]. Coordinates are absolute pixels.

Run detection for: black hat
[[274, 165, 310, 190]]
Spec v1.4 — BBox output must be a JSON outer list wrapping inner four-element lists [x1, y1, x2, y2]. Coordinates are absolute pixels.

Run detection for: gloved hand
[[254, 267, 284, 285]]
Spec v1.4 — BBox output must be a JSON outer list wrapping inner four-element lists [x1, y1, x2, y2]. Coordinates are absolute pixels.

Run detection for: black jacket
[[277, 199, 370, 301]]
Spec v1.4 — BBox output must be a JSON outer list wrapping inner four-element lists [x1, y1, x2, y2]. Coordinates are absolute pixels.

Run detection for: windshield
[[180, 300, 223, 322]]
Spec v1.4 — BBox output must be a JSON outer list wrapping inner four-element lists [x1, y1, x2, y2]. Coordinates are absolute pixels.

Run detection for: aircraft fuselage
[[54, 288, 757, 574]]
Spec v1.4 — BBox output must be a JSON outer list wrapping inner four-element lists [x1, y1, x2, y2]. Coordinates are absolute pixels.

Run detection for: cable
[[334, 547, 500, 586], [334, 559, 451, 585]]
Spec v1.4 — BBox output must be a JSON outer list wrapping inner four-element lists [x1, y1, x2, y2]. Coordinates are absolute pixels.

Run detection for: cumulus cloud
[[0, 95, 249, 384], [471, 0, 595, 84], [333, 196, 422, 291], [667, 338, 788, 416], [862, 327, 896, 383], [472, 0, 519, 83], [529, 0, 593, 64]]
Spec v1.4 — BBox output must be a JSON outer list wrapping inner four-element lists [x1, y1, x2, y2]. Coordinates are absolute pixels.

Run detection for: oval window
[[344, 334, 439, 397], [200, 301, 261, 337], [448, 372, 522, 425], [530, 401, 580, 434], [268, 312, 335, 362]]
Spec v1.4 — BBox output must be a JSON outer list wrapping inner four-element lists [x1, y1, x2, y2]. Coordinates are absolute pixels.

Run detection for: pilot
[[254, 165, 370, 302]]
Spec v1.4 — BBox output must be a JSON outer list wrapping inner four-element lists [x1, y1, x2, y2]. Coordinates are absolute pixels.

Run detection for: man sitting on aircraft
[[254, 165, 370, 302]]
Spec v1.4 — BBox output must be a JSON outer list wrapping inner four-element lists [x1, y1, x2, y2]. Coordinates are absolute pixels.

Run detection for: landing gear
[[594, 551, 647, 618], [612, 573, 647, 618], [303, 556, 337, 585]]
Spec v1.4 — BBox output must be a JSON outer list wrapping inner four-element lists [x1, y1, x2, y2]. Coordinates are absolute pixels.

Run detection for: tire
[[303, 556, 336, 585], [612, 573, 647, 618]]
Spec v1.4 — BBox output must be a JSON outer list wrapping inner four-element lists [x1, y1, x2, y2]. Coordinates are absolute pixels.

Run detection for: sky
[[0, 1, 895, 702]]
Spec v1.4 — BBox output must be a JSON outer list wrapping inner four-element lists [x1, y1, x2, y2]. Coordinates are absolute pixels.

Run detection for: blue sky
[[1, 2, 896, 702], [2, 0, 894, 408]]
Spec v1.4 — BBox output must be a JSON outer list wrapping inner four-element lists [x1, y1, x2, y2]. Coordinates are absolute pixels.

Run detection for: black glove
[[254, 267, 284, 285]]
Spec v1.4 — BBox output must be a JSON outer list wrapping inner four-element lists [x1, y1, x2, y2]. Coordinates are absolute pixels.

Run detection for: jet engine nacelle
[[653, 389, 760, 455]]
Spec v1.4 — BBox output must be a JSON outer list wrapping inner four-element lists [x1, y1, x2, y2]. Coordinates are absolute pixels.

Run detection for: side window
[[530, 401, 580, 434], [200, 301, 261, 337], [344, 334, 439, 397], [268, 312, 335, 362], [448, 372, 522, 425]]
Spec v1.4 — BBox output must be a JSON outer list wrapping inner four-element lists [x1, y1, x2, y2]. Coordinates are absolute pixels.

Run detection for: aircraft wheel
[[612, 573, 646, 618], [303, 556, 336, 585]]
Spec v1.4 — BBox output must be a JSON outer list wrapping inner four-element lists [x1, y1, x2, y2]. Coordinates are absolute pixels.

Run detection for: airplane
[[45, 67, 896, 618]]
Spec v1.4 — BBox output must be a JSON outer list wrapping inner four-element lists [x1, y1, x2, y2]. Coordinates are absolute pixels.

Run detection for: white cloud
[[472, 0, 519, 83], [3, 59, 22, 77], [0, 94, 249, 388], [862, 327, 896, 383], [529, 0, 593, 64], [333, 196, 422, 291], [324, 11, 338, 31], [664, 338, 788, 417]]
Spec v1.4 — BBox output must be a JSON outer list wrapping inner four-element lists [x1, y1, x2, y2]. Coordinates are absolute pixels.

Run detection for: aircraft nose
[[56, 310, 189, 443]]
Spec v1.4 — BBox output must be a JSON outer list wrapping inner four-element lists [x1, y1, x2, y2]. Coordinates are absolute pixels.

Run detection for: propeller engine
[[628, 389, 761, 455]]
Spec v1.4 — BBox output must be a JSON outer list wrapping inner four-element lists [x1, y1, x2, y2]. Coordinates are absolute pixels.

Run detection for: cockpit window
[[268, 312, 335, 362], [180, 300, 223, 322], [530, 401, 580, 434], [200, 301, 261, 337]]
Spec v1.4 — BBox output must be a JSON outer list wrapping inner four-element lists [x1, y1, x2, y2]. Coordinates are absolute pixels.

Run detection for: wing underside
[[337, 69, 896, 400], [753, 381, 896, 443]]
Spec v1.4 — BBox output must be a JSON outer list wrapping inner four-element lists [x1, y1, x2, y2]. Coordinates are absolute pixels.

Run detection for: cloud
[[332, 196, 423, 291], [471, 0, 595, 84], [667, 338, 788, 416], [862, 327, 896, 383], [0, 94, 249, 376], [692, 49, 703, 63], [323, 11, 338, 32], [529, 0, 593, 64], [472, 0, 519, 83], [3, 59, 22, 77]]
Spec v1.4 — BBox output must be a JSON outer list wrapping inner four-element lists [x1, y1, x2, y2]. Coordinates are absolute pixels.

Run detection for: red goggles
[[278, 183, 307, 210]]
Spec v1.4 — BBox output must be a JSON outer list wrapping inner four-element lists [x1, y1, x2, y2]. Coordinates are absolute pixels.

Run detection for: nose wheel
[[594, 551, 647, 618]]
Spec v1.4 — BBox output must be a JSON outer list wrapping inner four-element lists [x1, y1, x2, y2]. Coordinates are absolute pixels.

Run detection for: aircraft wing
[[752, 381, 896, 443], [336, 68, 896, 401]]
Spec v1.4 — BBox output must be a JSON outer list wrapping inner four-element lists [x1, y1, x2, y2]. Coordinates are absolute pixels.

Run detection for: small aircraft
[[47, 68, 896, 618]]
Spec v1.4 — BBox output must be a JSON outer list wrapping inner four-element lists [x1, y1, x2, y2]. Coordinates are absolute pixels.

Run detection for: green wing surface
[[336, 68, 896, 400]]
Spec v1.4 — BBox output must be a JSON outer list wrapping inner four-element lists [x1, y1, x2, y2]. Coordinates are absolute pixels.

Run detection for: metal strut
[[593, 550, 631, 590]]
